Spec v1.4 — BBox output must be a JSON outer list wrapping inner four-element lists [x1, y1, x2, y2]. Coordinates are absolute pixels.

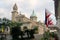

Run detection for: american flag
[[45, 9, 53, 27]]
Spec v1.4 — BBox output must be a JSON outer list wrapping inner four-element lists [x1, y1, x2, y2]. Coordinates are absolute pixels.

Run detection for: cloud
[[0, 0, 56, 24], [0, 8, 11, 19], [0, 8, 7, 17], [29, 0, 39, 8], [36, 11, 45, 21], [45, 0, 55, 14]]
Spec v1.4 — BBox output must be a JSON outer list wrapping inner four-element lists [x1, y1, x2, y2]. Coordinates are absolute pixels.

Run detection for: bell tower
[[12, 3, 18, 22], [30, 10, 37, 22]]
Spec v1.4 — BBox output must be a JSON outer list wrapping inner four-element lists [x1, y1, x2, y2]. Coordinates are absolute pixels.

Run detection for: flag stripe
[[45, 9, 53, 27]]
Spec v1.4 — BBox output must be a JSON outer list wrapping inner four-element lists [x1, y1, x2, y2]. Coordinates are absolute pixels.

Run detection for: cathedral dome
[[31, 10, 36, 17], [13, 3, 18, 10]]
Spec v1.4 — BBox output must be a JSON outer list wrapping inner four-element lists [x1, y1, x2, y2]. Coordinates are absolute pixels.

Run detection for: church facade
[[11, 3, 46, 34]]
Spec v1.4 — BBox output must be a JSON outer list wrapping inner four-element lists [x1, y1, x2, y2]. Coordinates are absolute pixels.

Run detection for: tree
[[24, 26, 30, 39], [29, 29, 35, 39], [10, 22, 23, 40], [41, 30, 59, 40], [50, 32, 58, 40], [1, 25, 4, 32], [33, 26, 38, 34], [41, 30, 50, 40], [11, 27, 21, 40]]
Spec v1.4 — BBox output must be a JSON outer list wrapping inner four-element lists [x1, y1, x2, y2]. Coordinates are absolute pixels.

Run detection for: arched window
[[23, 26, 28, 31]]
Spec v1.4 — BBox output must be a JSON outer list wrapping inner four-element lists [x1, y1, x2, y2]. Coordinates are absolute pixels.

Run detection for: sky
[[0, 0, 56, 24]]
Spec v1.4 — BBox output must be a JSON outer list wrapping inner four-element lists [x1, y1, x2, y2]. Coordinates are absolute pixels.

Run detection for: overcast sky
[[0, 0, 56, 24]]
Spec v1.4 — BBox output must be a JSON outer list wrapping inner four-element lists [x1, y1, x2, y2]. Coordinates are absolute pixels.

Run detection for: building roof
[[13, 3, 18, 10], [31, 10, 36, 17]]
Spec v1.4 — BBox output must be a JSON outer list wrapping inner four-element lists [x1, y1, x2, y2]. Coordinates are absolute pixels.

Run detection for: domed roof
[[13, 3, 18, 10], [31, 10, 36, 17]]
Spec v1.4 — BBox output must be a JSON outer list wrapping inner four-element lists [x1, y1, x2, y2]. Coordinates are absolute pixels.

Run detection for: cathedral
[[11, 3, 46, 34]]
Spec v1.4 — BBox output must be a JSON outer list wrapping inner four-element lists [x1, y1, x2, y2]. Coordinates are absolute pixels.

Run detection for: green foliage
[[10, 22, 23, 40], [11, 26, 21, 40], [33, 26, 38, 30], [41, 30, 50, 40], [50, 32, 58, 38], [0, 18, 11, 27], [0, 18, 22, 27], [41, 30, 59, 40], [10, 22, 22, 27], [11, 27, 21, 35], [33, 26, 38, 34]]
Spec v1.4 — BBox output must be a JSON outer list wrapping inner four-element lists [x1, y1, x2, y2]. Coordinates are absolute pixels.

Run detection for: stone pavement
[[34, 34, 43, 40], [0, 34, 43, 40]]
